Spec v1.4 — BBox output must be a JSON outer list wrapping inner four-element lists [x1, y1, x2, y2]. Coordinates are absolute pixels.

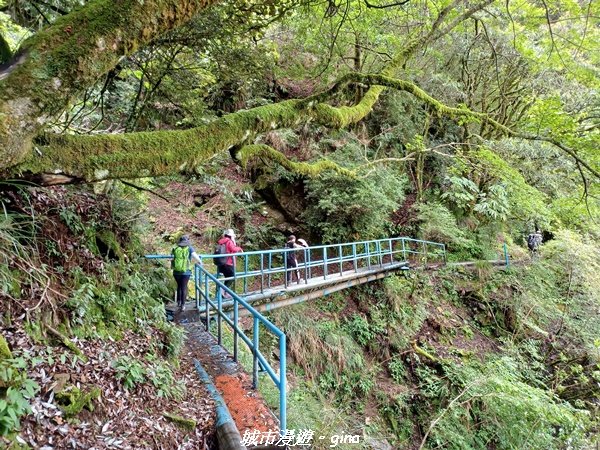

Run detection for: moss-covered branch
[[16, 100, 303, 181], [315, 73, 600, 180], [0, 0, 218, 169], [9, 72, 597, 183], [236, 144, 356, 178]]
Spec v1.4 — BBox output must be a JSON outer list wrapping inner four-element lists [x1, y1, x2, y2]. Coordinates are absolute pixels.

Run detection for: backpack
[[527, 234, 537, 250], [214, 243, 228, 265], [172, 246, 191, 272]]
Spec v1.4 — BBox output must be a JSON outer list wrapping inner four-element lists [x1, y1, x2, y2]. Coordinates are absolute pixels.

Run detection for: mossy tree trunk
[[0, 0, 492, 180], [9, 72, 600, 184], [1, 0, 597, 183], [0, 0, 216, 169]]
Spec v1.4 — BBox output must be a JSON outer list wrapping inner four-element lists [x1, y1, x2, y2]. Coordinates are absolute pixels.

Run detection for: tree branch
[[364, 0, 410, 9], [0, 0, 218, 169]]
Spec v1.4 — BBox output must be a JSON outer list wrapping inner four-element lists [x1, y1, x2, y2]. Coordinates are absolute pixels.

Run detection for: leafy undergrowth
[[2, 326, 214, 449], [269, 234, 600, 449], [1, 185, 216, 449], [143, 158, 290, 257]]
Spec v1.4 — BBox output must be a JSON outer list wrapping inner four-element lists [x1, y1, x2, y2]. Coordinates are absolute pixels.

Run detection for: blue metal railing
[[148, 252, 288, 431], [146, 236, 445, 298], [145, 236, 446, 433], [195, 265, 287, 433]]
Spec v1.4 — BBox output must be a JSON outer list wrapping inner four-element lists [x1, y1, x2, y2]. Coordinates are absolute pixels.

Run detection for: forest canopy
[[0, 0, 597, 182]]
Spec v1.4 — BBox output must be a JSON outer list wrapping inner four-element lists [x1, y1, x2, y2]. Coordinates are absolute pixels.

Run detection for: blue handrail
[[146, 235, 446, 435], [195, 264, 287, 433], [146, 236, 446, 297]]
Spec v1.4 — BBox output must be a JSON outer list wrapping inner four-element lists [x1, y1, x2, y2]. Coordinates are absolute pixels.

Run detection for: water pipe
[[193, 359, 247, 450]]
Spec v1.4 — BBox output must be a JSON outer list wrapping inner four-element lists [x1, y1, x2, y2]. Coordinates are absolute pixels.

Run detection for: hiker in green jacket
[[172, 235, 201, 310]]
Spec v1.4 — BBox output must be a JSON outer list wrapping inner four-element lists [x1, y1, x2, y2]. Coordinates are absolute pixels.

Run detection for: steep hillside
[[267, 241, 600, 449], [0, 185, 215, 449]]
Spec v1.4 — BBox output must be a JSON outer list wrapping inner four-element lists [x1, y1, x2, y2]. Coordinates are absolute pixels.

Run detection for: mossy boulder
[[55, 385, 101, 417], [95, 229, 124, 260], [0, 334, 12, 361], [163, 412, 197, 431]]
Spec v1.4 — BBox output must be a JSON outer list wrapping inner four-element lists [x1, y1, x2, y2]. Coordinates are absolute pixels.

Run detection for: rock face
[[255, 178, 307, 224]]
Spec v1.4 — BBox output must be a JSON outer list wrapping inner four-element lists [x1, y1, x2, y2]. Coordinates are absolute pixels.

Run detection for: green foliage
[[472, 147, 553, 226], [388, 357, 406, 384], [343, 314, 373, 347], [58, 206, 84, 234], [0, 193, 38, 299], [146, 357, 186, 400], [513, 231, 600, 352], [303, 140, 406, 242], [0, 357, 40, 436], [55, 385, 101, 417], [66, 267, 184, 357], [440, 176, 478, 211], [112, 357, 146, 390], [156, 321, 186, 358], [415, 202, 467, 248], [423, 358, 590, 450]]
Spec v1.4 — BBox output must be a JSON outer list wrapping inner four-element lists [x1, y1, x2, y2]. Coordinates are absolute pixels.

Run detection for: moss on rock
[[55, 385, 101, 417], [0, 333, 12, 361], [163, 412, 197, 430], [96, 229, 124, 260]]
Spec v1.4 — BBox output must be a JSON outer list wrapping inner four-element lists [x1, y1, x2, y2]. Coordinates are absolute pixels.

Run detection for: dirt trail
[[182, 320, 279, 435]]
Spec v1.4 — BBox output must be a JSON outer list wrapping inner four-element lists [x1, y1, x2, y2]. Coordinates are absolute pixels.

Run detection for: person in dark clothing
[[216, 229, 243, 297], [527, 229, 543, 258], [171, 235, 201, 310], [285, 235, 308, 284]]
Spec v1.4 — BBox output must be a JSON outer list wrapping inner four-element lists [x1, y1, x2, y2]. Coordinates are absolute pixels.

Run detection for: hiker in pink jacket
[[215, 229, 243, 295]]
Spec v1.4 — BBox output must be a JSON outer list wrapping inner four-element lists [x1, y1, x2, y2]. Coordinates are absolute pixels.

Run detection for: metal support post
[[252, 317, 259, 389], [233, 299, 239, 362]]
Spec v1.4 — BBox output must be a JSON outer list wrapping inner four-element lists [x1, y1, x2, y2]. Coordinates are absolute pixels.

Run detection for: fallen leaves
[[3, 325, 216, 449]]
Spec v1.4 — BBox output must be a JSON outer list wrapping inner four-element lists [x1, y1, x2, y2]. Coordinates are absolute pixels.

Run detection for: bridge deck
[[242, 260, 409, 303]]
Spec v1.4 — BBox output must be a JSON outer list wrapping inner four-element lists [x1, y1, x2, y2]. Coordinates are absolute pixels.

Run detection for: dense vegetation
[[1, 0, 598, 448]]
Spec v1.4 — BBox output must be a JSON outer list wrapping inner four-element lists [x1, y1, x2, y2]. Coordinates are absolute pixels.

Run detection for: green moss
[[96, 229, 124, 260], [313, 86, 385, 128], [19, 99, 303, 180], [55, 385, 101, 417], [0, 333, 12, 360], [23, 320, 45, 344], [0, 34, 11, 64], [45, 324, 88, 362], [12, 70, 512, 182], [237, 144, 355, 179], [163, 412, 197, 430], [0, 0, 216, 170]]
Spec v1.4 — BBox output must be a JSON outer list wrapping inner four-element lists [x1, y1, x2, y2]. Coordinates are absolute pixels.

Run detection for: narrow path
[[180, 319, 279, 436]]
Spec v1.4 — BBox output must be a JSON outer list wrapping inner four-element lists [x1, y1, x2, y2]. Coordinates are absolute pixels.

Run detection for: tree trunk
[[0, 0, 216, 169]]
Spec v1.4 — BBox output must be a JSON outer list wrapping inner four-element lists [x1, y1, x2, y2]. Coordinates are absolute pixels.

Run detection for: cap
[[223, 229, 236, 239]]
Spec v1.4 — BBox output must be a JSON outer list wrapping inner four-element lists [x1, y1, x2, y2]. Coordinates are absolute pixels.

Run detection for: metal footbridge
[[146, 236, 447, 434]]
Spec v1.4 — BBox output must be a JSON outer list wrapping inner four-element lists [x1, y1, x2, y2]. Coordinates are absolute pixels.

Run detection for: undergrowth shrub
[[303, 141, 406, 242], [421, 357, 590, 450], [0, 356, 40, 436], [383, 276, 429, 350], [113, 357, 146, 390]]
